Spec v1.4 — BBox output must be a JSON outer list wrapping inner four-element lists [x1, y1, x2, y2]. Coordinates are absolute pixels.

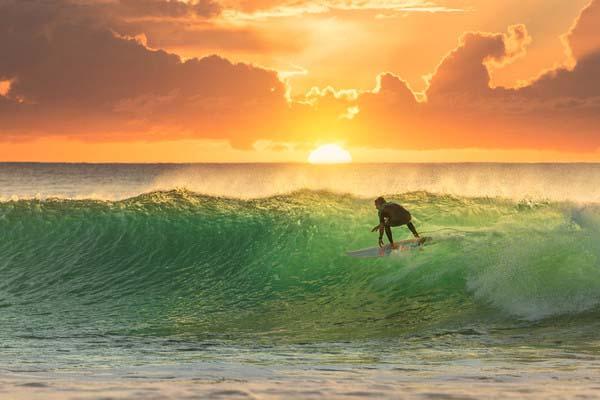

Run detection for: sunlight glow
[[0, 80, 11, 97], [308, 144, 352, 164]]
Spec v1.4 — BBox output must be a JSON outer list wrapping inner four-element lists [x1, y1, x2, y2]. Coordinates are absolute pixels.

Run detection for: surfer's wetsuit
[[378, 202, 419, 244]]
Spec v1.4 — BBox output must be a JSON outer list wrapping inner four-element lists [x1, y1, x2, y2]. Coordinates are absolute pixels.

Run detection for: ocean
[[2, 163, 600, 399]]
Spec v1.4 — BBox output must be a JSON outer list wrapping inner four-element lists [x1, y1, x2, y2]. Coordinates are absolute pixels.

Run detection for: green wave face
[[2, 190, 600, 342]]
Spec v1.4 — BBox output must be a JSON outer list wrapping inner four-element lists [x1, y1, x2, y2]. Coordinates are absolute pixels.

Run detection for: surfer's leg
[[385, 224, 394, 244], [406, 222, 420, 238]]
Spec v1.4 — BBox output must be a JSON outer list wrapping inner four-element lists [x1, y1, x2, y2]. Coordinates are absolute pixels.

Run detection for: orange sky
[[0, 0, 599, 162]]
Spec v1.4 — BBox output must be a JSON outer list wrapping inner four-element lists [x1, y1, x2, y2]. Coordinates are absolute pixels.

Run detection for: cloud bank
[[0, 0, 599, 154], [346, 0, 600, 151]]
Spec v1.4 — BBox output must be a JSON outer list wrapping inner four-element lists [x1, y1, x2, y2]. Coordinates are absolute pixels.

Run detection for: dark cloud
[[0, 0, 287, 145], [521, 0, 600, 101], [0, 0, 291, 57], [426, 24, 530, 102], [566, 0, 600, 61]]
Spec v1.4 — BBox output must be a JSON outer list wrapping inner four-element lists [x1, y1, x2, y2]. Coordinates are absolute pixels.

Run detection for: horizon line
[[3, 161, 600, 165]]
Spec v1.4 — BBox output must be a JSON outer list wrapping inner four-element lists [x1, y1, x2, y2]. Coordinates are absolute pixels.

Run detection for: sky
[[0, 0, 599, 162]]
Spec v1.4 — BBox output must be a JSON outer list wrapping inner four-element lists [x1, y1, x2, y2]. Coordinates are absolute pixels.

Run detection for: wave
[[4, 163, 600, 202], [2, 190, 600, 341]]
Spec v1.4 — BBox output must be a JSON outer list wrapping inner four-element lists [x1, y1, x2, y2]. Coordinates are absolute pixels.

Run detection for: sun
[[308, 144, 352, 164]]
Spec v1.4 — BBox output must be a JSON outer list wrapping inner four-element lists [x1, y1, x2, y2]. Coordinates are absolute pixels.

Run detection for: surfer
[[371, 196, 420, 248]]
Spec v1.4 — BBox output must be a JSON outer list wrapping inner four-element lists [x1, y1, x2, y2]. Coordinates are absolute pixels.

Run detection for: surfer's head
[[374, 196, 386, 210]]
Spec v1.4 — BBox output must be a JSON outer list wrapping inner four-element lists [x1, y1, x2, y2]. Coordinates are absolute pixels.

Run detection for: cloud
[[125, 20, 303, 54], [426, 24, 531, 102], [520, 0, 600, 101], [221, 0, 463, 20], [564, 0, 600, 62], [0, 1, 288, 146], [100, 0, 222, 19], [0, 0, 599, 155], [0, 0, 294, 56], [341, 1, 600, 152]]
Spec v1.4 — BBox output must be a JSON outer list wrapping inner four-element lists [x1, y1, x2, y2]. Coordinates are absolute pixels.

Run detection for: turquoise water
[[2, 163, 600, 398]]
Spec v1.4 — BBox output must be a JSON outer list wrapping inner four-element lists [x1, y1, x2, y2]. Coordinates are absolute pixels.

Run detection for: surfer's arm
[[372, 209, 384, 232], [372, 211, 386, 232]]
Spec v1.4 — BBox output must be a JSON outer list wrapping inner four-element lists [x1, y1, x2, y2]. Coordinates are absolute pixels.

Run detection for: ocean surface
[[2, 163, 600, 399]]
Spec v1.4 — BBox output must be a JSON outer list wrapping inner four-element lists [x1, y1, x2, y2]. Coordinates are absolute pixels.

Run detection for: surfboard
[[347, 237, 432, 258]]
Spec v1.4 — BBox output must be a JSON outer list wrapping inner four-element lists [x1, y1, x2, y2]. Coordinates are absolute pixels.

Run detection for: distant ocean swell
[[2, 189, 600, 342]]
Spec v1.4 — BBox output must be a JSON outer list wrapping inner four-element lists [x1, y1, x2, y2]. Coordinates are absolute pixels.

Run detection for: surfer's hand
[[378, 238, 384, 248], [371, 224, 381, 232]]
